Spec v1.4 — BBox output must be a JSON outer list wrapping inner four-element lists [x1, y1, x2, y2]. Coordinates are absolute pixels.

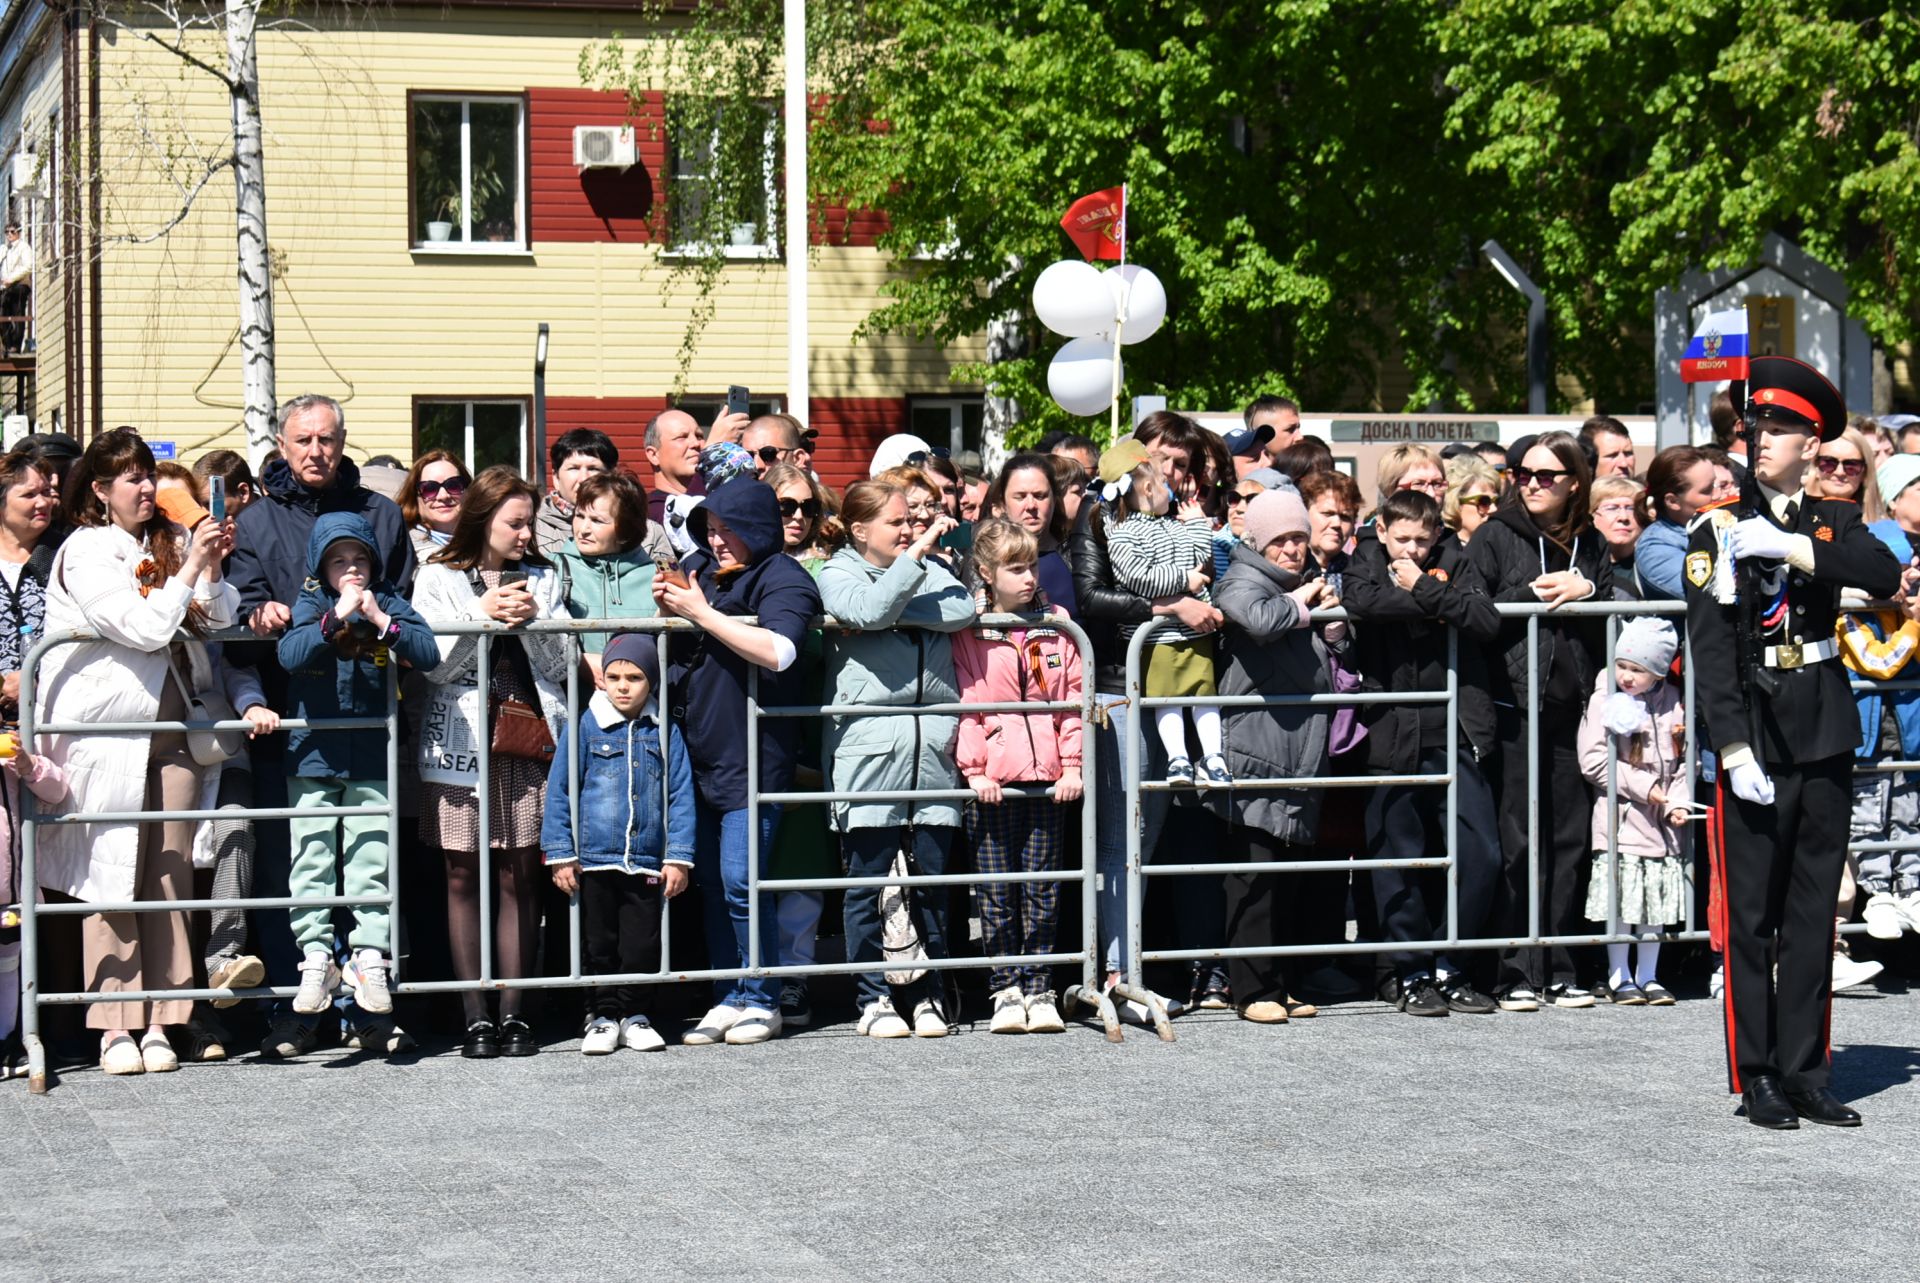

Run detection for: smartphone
[[726, 385, 750, 419], [499, 569, 529, 589], [208, 476, 226, 523]]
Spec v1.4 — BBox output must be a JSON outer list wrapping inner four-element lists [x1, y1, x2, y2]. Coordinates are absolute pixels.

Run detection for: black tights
[[445, 845, 541, 1024]]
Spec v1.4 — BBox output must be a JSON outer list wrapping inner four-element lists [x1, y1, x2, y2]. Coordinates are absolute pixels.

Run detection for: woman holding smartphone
[[412, 466, 571, 1058]]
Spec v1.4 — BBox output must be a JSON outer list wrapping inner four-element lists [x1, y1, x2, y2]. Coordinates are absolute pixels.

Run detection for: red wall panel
[[546, 395, 671, 484], [528, 88, 664, 244]]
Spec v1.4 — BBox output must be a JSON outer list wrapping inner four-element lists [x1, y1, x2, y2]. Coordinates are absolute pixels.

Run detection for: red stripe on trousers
[[1711, 776, 1741, 1094]]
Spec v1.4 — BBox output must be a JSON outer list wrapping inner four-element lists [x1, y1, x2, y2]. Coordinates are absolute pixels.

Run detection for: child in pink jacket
[[1577, 616, 1690, 1006], [2, 733, 69, 1076], [954, 520, 1085, 1036]]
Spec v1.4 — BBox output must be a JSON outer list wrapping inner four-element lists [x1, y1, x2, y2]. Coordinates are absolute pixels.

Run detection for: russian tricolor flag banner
[[1680, 307, 1750, 383]]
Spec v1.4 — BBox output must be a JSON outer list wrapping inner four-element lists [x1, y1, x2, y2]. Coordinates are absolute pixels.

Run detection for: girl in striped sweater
[[1096, 440, 1230, 787]]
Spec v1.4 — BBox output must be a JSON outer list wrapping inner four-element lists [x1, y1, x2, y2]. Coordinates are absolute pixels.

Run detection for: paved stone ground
[[3, 976, 1917, 1283]]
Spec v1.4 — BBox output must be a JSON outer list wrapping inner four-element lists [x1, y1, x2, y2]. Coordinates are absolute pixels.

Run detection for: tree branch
[[95, 12, 237, 87], [103, 155, 235, 245]]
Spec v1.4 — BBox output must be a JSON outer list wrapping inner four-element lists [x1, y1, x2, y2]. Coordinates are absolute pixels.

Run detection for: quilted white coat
[[34, 523, 238, 903]]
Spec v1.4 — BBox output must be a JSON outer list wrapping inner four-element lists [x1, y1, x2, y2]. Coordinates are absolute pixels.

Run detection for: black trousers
[[1222, 827, 1307, 1006], [580, 872, 664, 1022], [1494, 707, 1592, 990], [1710, 754, 1851, 1093], [1366, 749, 1502, 978]]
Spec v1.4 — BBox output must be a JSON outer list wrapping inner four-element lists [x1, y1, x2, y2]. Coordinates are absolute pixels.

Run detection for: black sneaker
[[1396, 974, 1450, 1017], [779, 980, 812, 1029], [1440, 978, 1497, 1014], [1199, 966, 1233, 1011]]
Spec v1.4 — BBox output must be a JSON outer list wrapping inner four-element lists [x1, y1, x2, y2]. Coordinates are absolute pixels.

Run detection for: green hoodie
[[553, 539, 658, 655]]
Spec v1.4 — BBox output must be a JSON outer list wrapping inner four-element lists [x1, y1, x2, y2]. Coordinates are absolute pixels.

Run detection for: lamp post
[[1481, 239, 1548, 415], [532, 322, 549, 490]]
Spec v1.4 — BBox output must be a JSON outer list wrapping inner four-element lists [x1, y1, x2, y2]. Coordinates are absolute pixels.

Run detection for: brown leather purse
[[490, 697, 555, 762]]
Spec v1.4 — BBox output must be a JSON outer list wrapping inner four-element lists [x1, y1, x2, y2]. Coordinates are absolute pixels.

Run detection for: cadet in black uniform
[[1684, 356, 1901, 1129]]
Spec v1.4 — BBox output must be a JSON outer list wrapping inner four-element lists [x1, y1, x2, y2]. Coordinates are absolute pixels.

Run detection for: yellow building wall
[[85, 8, 979, 461]]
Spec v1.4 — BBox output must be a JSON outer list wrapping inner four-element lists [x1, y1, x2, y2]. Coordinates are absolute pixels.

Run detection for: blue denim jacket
[[541, 692, 695, 874]]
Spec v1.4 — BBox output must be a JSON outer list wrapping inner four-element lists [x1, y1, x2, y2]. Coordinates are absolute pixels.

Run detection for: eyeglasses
[[1513, 467, 1570, 488], [1816, 455, 1866, 480], [417, 478, 467, 502], [906, 502, 940, 519], [906, 447, 951, 465], [1459, 494, 1497, 511], [1400, 477, 1447, 494], [1593, 502, 1639, 521], [756, 446, 792, 464], [778, 497, 823, 521]]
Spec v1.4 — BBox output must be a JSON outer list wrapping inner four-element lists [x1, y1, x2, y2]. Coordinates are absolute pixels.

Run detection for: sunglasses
[[1513, 466, 1570, 488], [1816, 455, 1866, 480], [1459, 494, 1497, 511], [778, 497, 823, 521], [417, 478, 467, 502], [1226, 491, 1259, 507], [755, 445, 791, 464], [906, 447, 952, 465]]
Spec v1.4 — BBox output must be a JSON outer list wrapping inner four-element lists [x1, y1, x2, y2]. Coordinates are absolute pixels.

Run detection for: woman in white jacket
[[411, 466, 570, 1059], [36, 427, 237, 1076]]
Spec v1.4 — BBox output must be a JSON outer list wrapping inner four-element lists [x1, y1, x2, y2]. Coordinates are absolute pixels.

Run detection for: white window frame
[[667, 104, 780, 260], [417, 399, 529, 475], [909, 397, 984, 456], [411, 93, 527, 255]]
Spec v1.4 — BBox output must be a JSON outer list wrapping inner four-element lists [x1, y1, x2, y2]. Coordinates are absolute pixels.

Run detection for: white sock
[[0, 943, 19, 1042], [1632, 929, 1661, 988], [1155, 707, 1189, 762], [1605, 941, 1630, 991], [1192, 707, 1224, 759]]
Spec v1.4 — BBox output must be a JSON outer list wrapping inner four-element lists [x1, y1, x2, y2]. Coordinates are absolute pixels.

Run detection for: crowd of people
[[0, 388, 1914, 1078]]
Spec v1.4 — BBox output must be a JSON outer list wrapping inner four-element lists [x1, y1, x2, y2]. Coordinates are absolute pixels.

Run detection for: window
[[410, 93, 526, 251], [414, 399, 531, 475], [668, 104, 778, 256], [910, 397, 984, 457]]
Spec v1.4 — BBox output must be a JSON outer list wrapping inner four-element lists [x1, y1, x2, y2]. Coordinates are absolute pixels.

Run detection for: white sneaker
[[1897, 890, 1920, 935], [1709, 965, 1724, 1000], [682, 1004, 745, 1046], [292, 950, 341, 1015], [1832, 952, 1884, 992], [139, 1029, 178, 1073], [724, 1007, 782, 1045], [857, 998, 910, 1039], [1864, 892, 1904, 940], [1025, 992, 1066, 1034], [911, 998, 949, 1038], [344, 949, 393, 1015], [580, 1017, 621, 1056], [989, 986, 1028, 1034], [620, 1015, 666, 1053]]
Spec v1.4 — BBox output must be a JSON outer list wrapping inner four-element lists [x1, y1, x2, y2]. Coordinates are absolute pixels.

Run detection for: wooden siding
[[528, 87, 663, 245]]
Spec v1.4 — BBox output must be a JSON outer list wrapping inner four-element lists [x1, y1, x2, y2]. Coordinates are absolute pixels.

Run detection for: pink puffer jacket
[[1576, 673, 1690, 859], [953, 623, 1084, 785]]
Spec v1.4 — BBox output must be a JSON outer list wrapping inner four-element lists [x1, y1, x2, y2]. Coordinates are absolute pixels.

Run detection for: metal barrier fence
[[9, 595, 1912, 1086], [13, 610, 1112, 1094]]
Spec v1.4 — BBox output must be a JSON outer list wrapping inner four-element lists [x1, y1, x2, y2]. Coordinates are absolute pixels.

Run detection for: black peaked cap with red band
[[1746, 355, 1848, 442]]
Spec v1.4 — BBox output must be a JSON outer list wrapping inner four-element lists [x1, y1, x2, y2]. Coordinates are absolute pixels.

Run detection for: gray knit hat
[[1614, 616, 1677, 676]]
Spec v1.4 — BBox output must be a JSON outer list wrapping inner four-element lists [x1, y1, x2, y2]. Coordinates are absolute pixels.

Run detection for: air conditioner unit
[[9, 152, 40, 197], [573, 126, 636, 170]]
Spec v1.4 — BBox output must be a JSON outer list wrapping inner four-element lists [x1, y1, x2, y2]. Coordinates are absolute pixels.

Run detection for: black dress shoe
[[1785, 1086, 1862, 1127], [461, 1019, 500, 1059], [1741, 1075, 1799, 1129], [498, 1016, 538, 1057]]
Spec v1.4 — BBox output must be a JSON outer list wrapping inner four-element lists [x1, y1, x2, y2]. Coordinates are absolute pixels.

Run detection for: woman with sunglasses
[[1442, 455, 1504, 545], [1467, 430, 1611, 1012], [1808, 427, 1886, 523], [1633, 446, 1720, 601], [400, 451, 473, 570], [762, 462, 841, 1029]]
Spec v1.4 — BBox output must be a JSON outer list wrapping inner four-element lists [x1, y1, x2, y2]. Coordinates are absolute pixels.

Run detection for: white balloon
[[1106, 264, 1167, 345], [1048, 336, 1121, 417], [1032, 260, 1116, 339]]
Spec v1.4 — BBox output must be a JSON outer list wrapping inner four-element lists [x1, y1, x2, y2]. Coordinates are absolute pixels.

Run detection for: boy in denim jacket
[[278, 512, 441, 1017], [542, 632, 694, 1054]]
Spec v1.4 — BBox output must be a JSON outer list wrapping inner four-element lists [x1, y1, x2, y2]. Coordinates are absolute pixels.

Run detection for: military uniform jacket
[[1684, 483, 1900, 766]]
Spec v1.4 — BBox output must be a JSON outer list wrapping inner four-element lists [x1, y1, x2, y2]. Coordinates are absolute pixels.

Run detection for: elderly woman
[[1587, 475, 1647, 600], [819, 480, 974, 1039], [1210, 488, 1342, 1023], [1374, 444, 1448, 518], [37, 427, 238, 1076]]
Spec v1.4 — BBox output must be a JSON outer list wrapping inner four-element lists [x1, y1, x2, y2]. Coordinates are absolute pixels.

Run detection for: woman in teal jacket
[[551, 471, 657, 681]]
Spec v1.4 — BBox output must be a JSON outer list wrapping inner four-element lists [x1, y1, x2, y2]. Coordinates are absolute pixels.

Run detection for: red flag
[[1061, 186, 1125, 261]]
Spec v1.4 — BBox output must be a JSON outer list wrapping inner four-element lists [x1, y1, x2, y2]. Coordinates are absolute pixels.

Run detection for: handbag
[[880, 846, 929, 986], [167, 650, 244, 768], [490, 696, 556, 762]]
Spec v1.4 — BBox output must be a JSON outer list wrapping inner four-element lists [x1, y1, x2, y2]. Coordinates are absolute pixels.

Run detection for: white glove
[[1728, 518, 1796, 563], [1728, 760, 1776, 806], [1602, 691, 1648, 737]]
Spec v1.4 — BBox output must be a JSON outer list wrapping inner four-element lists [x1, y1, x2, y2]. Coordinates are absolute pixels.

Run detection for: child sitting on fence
[[1576, 615, 1689, 1005], [1095, 439, 1227, 788], [0, 728, 66, 1077], [541, 632, 693, 1055], [954, 519, 1085, 1036], [277, 512, 440, 1018]]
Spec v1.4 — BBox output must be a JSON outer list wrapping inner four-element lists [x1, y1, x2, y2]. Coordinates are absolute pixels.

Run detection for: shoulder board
[[1819, 496, 1859, 506]]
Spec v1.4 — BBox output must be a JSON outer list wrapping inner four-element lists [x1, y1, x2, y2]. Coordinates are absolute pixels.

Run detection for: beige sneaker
[[988, 987, 1027, 1034], [99, 1033, 144, 1076], [1238, 1000, 1289, 1024], [206, 954, 265, 1009], [1024, 992, 1066, 1034], [138, 1030, 178, 1073]]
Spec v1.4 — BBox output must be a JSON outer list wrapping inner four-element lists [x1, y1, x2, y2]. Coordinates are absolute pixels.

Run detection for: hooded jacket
[[277, 513, 441, 779], [1576, 671, 1690, 860], [1209, 542, 1335, 843], [1344, 524, 1500, 768], [1466, 501, 1612, 712], [817, 544, 976, 830], [952, 612, 1085, 786], [667, 479, 822, 811], [540, 692, 695, 875], [552, 539, 658, 656]]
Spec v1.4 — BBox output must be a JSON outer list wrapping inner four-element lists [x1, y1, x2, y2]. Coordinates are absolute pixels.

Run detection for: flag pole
[[1109, 183, 1127, 445]]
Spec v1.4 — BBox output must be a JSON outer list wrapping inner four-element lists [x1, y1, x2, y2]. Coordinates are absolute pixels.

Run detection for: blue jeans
[[841, 825, 953, 1009], [694, 802, 782, 1010], [1094, 693, 1168, 976]]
